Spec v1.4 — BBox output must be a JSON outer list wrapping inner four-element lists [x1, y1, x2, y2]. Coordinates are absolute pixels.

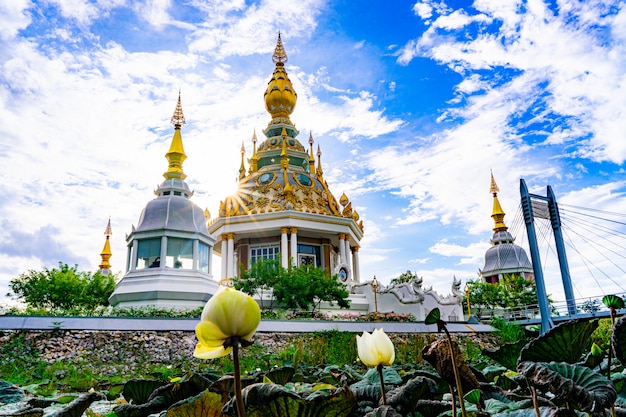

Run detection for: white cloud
[[0, 0, 31, 40]]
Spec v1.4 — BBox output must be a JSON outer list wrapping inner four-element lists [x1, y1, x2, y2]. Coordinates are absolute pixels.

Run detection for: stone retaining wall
[[0, 330, 294, 367]]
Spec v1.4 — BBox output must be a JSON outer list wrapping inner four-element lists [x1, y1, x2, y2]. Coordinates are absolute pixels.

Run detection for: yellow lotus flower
[[356, 328, 395, 367], [194, 286, 261, 359]]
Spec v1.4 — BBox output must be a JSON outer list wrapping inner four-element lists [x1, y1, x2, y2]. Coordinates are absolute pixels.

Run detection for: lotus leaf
[[49, 391, 106, 417], [349, 384, 382, 406], [422, 338, 481, 393], [122, 379, 167, 404], [613, 314, 626, 365], [414, 399, 452, 417], [481, 365, 509, 382], [385, 376, 437, 414], [363, 405, 403, 417], [465, 388, 482, 405], [484, 340, 527, 371], [223, 383, 356, 417], [165, 389, 224, 417], [517, 361, 616, 412], [424, 308, 441, 325], [493, 407, 577, 417], [518, 319, 599, 365], [5, 407, 45, 417], [264, 366, 296, 386], [603, 295, 625, 310]]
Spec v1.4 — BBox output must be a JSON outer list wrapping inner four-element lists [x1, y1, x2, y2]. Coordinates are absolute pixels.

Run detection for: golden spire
[[273, 31, 288, 64], [239, 140, 246, 180], [249, 129, 259, 174], [308, 131, 315, 173], [490, 171, 508, 232], [99, 218, 112, 272], [164, 92, 187, 180], [264, 32, 297, 124], [316, 144, 324, 177]]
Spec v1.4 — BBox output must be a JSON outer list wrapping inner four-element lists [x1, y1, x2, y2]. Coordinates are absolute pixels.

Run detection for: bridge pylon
[[520, 179, 577, 334]]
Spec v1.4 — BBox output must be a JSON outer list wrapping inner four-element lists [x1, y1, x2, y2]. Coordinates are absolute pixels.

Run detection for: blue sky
[[1, 0, 626, 306]]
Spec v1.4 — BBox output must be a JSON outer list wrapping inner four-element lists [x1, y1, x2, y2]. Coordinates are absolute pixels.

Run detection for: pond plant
[[2, 296, 626, 417]]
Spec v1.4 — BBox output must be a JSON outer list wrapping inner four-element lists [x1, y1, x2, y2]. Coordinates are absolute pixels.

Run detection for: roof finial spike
[[308, 131, 315, 173], [171, 90, 186, 127], [273, 31, 288, 64], [490, 171, 507, 232], [99, 217, 112, 274], [249, 129, 258, 174], [490, 169, 499, 196], [104, 216, 112, 236], [239, 140, 246, 180], [164, 93, 188, 180], [316, 143, 324, 177]]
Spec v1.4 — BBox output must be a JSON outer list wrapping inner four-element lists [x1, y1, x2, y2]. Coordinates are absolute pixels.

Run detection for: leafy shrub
[[7, 263, 116, 309]]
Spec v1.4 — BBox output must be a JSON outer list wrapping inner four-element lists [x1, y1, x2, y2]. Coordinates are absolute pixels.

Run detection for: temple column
[[192, 240, 199, 271], [227, 233, 235, 278], [281, 227, 289, 268], [129, 241, 137, 271], [221, 234, 228, 279], [339, 233, 346, 264], [344, 238, 352, 270], [290, 227, 298, 266], [160, 236, 168, 268], [352, 246, 360, 282]]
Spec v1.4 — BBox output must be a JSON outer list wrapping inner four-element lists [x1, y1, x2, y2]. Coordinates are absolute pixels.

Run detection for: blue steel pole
[[520, 179, 554, 334], [547, 185, 577, 316]]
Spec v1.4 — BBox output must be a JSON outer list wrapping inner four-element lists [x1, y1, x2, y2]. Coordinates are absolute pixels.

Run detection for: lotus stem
[[530, 385, 540, 417], [232, 340, 246, 417], [443, 327, 467, 417], [377, 364, 387, 405], [608, 307, 616, 380]]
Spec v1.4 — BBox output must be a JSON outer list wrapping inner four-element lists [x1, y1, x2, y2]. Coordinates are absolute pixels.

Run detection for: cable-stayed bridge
[[494, 179, 626, 332]]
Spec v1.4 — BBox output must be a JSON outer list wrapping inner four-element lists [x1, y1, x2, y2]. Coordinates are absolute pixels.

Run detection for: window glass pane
[[250, 244, 280, 264], [297, 244, 321, 267], [136, 238, 161, 269], [198, 242, 209, 273], [166, 237, 193, 269]]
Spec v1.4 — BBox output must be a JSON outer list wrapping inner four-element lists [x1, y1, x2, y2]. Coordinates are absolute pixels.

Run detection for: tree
[[465, 274, 547, 318], [233, 260, 351, 314], [234, 258, 282, 310], [389, 270, 417, 286], [7, 262, 117, 309]]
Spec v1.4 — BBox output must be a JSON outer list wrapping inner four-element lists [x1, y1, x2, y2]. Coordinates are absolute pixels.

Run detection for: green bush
[[7, 262, 117, 309]]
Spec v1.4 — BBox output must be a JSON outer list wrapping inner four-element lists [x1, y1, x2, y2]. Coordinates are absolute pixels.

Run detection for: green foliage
[[465, 275, 544, 317], [234, 259, 350, 314], [490, 317, 526, 344], [7, 262, 117, 309], [389, 270, 416, 286]]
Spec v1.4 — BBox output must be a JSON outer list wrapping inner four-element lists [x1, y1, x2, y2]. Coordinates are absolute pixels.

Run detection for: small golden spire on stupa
[[249, 129, 258, 174], [308, 131, 315, 173], [316, 144, 324, 177], [273, 31, 288, 64], [490, 171, 508, 232], [164, 92, 187, 180], [99, 217, 113, 273], [239, 140, 246, 180]]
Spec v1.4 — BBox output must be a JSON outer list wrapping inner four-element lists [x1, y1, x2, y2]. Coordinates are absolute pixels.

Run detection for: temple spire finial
[[272, 31, 288, 64], [249, 129, 258, 174], [316, 144, 324, 177], [170, 90, 186, 127], [99, 217, 112, 274], [308, 131, 315, 173], [239, 140, 246, 180], [490, 171, 507, 232], [164, 93, 188, 180]]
